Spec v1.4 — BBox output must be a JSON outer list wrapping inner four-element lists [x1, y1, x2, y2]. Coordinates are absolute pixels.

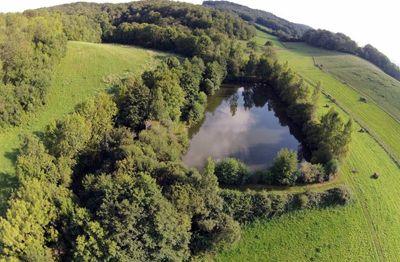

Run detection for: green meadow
[[0, 41, 168, 214], [276, 42, 400, 161], [213, 30, 400, 261], [314, 53, 400, 120]]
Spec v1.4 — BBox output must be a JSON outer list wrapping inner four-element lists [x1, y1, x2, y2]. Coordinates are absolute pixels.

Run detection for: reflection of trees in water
[[240, 83, 311, 162], [242, 83, 269, 110], [187, 83, 312, 161], [229, 93, 239, 116]]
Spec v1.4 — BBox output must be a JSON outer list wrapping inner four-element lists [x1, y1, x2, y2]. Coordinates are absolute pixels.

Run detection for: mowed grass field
[[276, 42, 400, 160], [314, 53, 400, 121], [0, 41, 168, 214], [214, 31, 400, 261]]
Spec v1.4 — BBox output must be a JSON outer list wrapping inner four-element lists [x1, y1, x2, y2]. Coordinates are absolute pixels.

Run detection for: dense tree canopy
[[203, 1, 310, 39], [0, 11, 67, 127]]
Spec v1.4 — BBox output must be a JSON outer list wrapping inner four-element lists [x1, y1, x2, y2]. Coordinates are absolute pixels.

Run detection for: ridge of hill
[[203, 0, 312, 40]]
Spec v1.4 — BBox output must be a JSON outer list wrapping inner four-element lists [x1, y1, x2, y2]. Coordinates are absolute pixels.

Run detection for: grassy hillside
[[275, 42, 400, 162], [214, 30, 400, 261], [313, 54, 400, 120], [0, 41, 168, 214]]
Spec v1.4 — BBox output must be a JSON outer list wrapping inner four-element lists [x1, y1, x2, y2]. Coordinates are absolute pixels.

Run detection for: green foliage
[[214, 158, 251, 185], [203, 1, 307, 39], [47, 113, 91, 159], [219, 185, 352, 223], [267, 148, 298, 185], [0, 12, 67, 128], [82, 172, 191, 262], [75, 93, 118, 145], [308, 108, 353, 164], [0, 179, 58, 261], [299, 162, 326, 183], [201, 61, 225, 95], [324, 158, 340, 180], [16, 133, 60, 185], [114, 77, 151, 131], [138, 121, 188, 163]]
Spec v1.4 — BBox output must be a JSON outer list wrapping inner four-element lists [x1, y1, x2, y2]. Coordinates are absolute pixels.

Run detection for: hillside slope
[[0, 41, 168, 214], [214, 29, 400, 261], [203, 1, 311, 39]]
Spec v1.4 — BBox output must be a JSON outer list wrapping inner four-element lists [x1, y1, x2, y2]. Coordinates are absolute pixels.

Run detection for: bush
[[300, 162, 326, 183], [324, 158, 340, 180], [267, 148, 298, 185], [246, 169, 267, 184], [324, 185, 353, 205], [219, 185, 353, 223], [214, 158, 251, 185]]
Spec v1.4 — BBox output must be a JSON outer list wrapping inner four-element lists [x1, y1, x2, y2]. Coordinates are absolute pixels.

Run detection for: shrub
[[324, 185, 353, 205], [324, 158, 340, 180], [300, 162, 326, 183], [298, 194, 310, 208], [247, 169, 267, 184], [219, 185, 353, 223], [267, 148, 298, 185], [214, 158, 251, 185]]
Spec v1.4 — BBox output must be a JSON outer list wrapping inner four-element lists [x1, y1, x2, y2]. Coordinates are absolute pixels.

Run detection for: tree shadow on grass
[[0, 172, 18, 216], [4, 148, 19, 166]]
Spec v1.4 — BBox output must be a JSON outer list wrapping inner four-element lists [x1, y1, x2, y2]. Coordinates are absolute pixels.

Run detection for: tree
[[311, 109, 353, 164], [246, 40, 258, 51], [268, 148, 298, 185], [16, 133, 60, 185], [201, 61, 225, 95], [75, 93, 117, 144], [82, 172, 191, 262], [47, 113, 92, 159], [114, 78, 150, 131], [0, 179, 58, 261], [245, 52, 259, 76], [214, 158, 250, 185]]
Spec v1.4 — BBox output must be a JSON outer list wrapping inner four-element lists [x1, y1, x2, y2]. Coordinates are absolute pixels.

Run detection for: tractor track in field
[[346, 172, 385, 261]]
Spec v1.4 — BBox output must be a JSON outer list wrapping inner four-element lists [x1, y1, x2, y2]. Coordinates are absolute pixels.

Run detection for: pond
[[182, 84, 308, 171]]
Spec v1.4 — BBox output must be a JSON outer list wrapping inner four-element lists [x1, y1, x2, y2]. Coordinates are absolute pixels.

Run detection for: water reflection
[[182, 84, 306, 171]]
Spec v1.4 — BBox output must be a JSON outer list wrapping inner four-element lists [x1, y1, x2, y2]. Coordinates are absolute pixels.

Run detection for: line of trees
[[239, 49, 353, 185]]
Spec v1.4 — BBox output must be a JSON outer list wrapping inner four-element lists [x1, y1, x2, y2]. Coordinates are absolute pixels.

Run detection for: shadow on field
[[4, 148, 19, 166], [0, 172, 18, 216], [33, 131, 45, 140]]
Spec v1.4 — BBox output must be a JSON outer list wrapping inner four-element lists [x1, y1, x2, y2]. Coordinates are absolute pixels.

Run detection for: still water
[[182, 84, 306, 171]]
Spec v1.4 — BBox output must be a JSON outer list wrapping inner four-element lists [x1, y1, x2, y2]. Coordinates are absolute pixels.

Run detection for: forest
[[0, 1, 375, 261], [203, 1, 311, 40]]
